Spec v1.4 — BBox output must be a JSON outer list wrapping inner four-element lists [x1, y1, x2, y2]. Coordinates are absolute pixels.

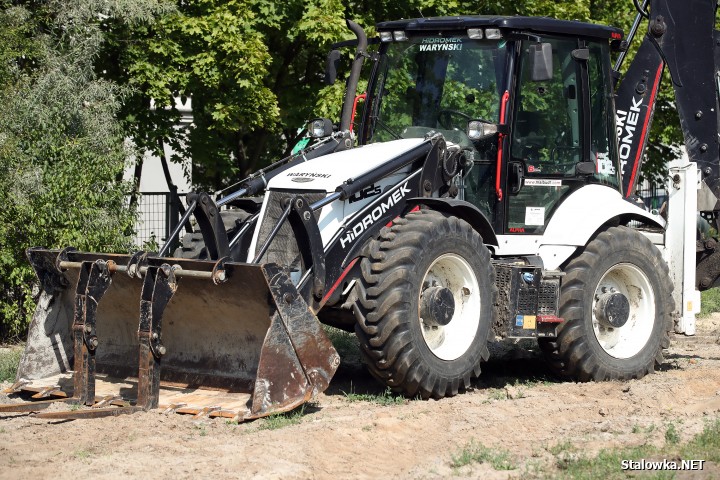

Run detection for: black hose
[[614, 0, 650, 72], [633, 0, 649, 18]]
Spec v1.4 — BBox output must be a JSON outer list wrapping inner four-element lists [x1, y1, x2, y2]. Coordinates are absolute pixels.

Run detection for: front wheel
[[353, 209, 496, 399], [539, 226, 674, 381]]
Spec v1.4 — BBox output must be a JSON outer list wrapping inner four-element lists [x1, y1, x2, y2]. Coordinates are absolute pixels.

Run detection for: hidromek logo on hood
[[340, 182, 411, 249]]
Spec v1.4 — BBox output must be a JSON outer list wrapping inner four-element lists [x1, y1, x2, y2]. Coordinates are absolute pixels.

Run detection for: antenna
[[417, 8, 425, 18]]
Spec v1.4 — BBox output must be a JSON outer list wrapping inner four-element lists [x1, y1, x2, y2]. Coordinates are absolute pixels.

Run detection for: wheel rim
[[419, 254, 481, 361], [591, 263, 655, 359]]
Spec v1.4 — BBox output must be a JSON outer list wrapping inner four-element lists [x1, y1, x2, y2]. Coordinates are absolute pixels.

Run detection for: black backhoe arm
[[616, 0, 719, 210]]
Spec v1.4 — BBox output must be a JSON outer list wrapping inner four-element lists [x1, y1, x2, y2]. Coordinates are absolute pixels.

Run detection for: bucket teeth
[[136, 265, 177, 410], [72, 260, 115, 405]]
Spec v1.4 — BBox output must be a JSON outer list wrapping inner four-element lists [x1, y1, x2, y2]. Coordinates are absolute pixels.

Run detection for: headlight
[[379, 31, 393, 43], [393, 31, 408, 42], [467, 28, 484, 40], [467, 121, 499, 140], [309, 118, 333, 138], [485, 28, 502, 40]]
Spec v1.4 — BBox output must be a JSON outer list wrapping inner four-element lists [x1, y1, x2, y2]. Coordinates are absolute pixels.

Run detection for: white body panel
[[269, 138, 425, 192], [247, 138, 425, 259], [496, 184, 665, 270], [664, 157, 700, 335]]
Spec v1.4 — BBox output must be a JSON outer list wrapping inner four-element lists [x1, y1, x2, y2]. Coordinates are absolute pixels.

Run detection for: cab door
[[506, 37, 584, 235], [506, 37, 621, 235]]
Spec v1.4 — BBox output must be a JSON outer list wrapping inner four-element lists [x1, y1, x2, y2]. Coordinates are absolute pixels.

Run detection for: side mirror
[[324, 50, 342, 85], [529, 43, 553, 82], [575, 161, 596, 176], [308, 118, 334, 138]]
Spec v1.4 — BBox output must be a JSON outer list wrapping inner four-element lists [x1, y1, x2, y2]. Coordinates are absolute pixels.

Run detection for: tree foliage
[[113, 0, 680, 190], [0, 0, 167, 339]]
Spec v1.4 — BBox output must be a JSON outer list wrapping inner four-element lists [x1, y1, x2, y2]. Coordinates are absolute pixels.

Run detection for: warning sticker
[[523, 315, 537, 330], [524, 178, 562, 187], [525, 207, 545, 226], [515, 315, 524, 327]]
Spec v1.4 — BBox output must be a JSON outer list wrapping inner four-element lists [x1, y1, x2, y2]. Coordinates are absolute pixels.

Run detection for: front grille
[[255, 190, 326, 271], [517, 288, 538, 315], [493, 265, 513, 335], [492, 263, 560, 337], [538, 280, 559, 315]]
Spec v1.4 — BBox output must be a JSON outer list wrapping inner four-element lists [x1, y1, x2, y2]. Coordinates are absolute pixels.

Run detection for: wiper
[[372, 116, 402, 140]]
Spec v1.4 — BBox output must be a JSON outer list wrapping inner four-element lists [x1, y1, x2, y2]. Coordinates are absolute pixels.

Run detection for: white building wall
[[127, 97, 193, 247]]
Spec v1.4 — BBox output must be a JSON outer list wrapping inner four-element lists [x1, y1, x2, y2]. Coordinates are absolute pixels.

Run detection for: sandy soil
[[1, 315, 719, 479]]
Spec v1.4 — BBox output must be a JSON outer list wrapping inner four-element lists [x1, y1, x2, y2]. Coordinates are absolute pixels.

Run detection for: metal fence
[[636, 181, 668, 213], [135, 192, 186, 249]]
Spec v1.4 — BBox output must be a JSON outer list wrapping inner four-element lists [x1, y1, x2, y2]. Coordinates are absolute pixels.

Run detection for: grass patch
[[547, 440, 574, 456], [487, 388, 507, 401], [342, 386, 406, 406], [322, 326, 360, 359], [546, 418, 720, 479], [0, 346, 22, 382], [665, 422, 680, 445], [680, 418, 720, 462], [700, 288, 720, 317], [450, 440, 516, 471], [257, 404, 310, 431], [74, 449, 92, 460], [555, 444, 657, 479]]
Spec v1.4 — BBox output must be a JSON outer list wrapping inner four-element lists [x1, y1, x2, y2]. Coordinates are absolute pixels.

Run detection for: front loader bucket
[[2, 248, 339, 421]]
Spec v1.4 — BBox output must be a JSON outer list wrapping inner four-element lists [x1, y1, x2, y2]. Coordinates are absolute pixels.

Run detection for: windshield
[[367, 36, 508, 154]]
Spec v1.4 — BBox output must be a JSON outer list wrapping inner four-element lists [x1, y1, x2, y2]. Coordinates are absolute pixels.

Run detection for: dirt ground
[[1, 315, 719, 479]]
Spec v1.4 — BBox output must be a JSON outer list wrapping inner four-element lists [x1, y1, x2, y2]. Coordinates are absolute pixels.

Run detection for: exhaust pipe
[[339, 19, 368, 132]]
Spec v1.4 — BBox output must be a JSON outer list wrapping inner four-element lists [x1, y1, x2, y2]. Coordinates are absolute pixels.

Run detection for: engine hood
[[267, 138, 426, 192]]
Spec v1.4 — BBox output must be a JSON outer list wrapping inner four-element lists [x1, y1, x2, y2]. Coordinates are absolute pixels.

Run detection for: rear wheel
[[353, 209, 496, 399], [539, 226, 674, 381]]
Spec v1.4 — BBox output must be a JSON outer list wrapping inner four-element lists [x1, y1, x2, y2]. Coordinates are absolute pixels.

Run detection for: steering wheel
[[438, 109, 475, 130]]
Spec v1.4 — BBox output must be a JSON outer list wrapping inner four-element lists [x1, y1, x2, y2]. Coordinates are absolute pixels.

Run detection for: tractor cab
[[360, 16, 624, 235]]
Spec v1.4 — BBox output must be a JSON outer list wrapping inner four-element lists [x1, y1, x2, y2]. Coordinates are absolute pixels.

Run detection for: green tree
[[108, 0, 347, 190], [116, 0, 677, 191], [0, 0, 168, 339]]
